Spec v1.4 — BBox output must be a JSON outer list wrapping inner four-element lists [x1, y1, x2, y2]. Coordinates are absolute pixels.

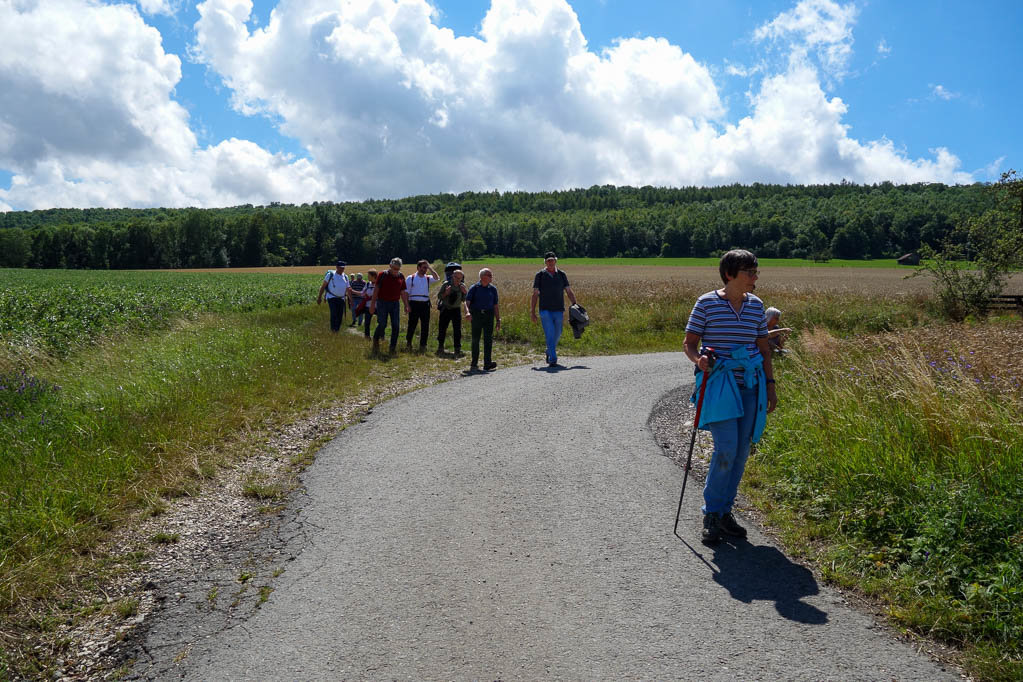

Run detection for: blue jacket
[[690, 344, 767, 443]]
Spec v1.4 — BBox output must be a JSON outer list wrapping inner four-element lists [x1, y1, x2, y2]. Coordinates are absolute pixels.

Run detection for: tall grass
[[0, 306, 389, 611], [746, 323, 1023, 680]]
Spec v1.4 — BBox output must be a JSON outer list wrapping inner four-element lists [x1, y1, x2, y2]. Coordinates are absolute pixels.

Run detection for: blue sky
[[1, 0, 1019, 210]]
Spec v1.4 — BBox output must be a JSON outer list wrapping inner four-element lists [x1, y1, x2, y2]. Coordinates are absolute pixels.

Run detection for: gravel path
[[155, 353, 958, 680]]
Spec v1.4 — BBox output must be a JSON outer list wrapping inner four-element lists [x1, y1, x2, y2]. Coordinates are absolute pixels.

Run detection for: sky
[[0, 0, 1020, 211]]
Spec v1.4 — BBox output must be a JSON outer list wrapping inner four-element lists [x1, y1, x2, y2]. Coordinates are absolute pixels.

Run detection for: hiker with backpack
[[530, 252, 578, 367], [316, 260, 350, 332], [349, 273, 367, 327], [369, 258, 409, 354], [436, 268, 467, 356], [683, 249, 777, 546], [405, 259, 440, 352]]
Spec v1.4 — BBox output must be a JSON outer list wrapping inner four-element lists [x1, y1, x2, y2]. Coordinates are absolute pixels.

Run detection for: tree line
[[0, 182, 996, 269]]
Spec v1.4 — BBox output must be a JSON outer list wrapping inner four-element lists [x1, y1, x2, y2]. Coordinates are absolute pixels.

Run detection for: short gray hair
[[479, 268, 492, 278], [390, 257, 403, 267], [765, 306, 782, 321]]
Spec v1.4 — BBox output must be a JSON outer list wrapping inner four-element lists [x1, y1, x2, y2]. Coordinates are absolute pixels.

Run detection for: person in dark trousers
[[361, 269, 377, 338], [316, 260, 350, 332], [436, 268, 467, 356], [530, 252, 577, 367], [369, 258, 409, 354], [405, 259, 440, 352], [683, 249, 778, 546], [464, 268, 501, 372]]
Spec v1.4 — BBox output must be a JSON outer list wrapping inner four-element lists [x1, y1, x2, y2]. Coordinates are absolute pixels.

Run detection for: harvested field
[[173, 263, 1023, 297]]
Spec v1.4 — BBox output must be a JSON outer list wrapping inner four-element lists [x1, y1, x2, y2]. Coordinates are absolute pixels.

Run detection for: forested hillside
[[0, 182, 993, 268]]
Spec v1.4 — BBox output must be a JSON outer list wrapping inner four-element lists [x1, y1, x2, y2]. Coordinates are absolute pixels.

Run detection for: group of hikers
[[317, 252, 579, 373], [319, 248, 792, 545]]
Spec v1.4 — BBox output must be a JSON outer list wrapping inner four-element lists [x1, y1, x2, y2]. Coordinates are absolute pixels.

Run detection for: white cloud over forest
[[0, 0, 975, 210]]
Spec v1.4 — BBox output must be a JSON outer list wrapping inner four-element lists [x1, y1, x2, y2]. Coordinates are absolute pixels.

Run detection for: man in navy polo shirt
[[530, 252, 577, 367], [464, 268, 501, 372]]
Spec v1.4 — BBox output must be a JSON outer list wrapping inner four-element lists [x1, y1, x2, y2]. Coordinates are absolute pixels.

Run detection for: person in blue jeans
[[530, 252, 577, 367], [683, 249, 777, 546]]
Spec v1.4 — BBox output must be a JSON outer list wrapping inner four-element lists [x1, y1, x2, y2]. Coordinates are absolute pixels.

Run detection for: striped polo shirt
[[686, 291, 768, 383]]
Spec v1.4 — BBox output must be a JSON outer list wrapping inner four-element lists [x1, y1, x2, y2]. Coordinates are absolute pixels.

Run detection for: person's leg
[[702, 416, 741, 516], [328, 298, 343, 332], [405, 303, 420, 346], [721, 387, 759, 513], [539, 310, 563, 363], [364, 303, 372, 337], [388, 303, 400, 351], [437, 308, 450, 352], [470, 313, 483, 368], [482, 309, 494, 367], [452, 313, 462, 354], [373, 302, 387, 341], [419, 305, 430, 349]]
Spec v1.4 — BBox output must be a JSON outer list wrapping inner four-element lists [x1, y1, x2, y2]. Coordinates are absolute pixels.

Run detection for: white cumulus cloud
[[0, 0, 329, 209], [0, 0, 977, 210]]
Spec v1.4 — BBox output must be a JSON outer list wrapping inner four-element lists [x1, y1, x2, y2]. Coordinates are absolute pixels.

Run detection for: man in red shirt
[[369, 257, 410, 354]]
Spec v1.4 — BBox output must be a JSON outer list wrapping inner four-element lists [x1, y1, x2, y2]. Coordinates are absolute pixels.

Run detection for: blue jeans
[[373, 300, 401, 349], [702, 386, 759, 515], [539, 309, 563, 363]]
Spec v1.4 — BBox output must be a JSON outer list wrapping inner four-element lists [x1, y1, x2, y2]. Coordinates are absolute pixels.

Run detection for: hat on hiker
[[336, 260, 346, 268]]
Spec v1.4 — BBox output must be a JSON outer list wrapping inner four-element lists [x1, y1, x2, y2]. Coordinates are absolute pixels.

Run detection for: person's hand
[[316, 297, 322, 305], [696, 354, 711, 372], [496, 319, 502, 331], [464, 311, 472, 320], [766, 384, 778, 413], [530, 310, 538, 323], [369, 303, 375, 315], [405, 304, 410, 314]]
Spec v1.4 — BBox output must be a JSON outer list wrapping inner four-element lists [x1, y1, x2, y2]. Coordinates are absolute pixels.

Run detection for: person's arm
[[530, 289, 540, 322], [317, 280, 328, 305], [565, 285, 577, 306], [401, 289, 410, 313], [464, 287, 473, 319], [756, 336, 778, 414], [494, 303, 501, 331], [427, 265, 439, 280], [684, 332, 711, 371], [369, 280, 379, 314]]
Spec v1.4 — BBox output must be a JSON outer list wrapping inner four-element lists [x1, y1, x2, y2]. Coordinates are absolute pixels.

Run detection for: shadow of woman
[[710, 540, 828, 624]]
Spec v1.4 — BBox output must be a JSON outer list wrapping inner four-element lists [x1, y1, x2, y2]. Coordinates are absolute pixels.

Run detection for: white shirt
[[323, 270, 350, 299], [405, 273, 437, 301]]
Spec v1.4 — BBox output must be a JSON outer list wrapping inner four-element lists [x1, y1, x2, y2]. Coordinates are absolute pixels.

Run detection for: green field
[[1, 264, 1021, 680]]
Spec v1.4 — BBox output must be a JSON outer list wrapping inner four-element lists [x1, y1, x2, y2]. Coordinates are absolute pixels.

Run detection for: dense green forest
[[0, 182, 994, 268]]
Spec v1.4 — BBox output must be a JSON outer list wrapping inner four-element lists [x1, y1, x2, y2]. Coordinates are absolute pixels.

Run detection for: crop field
[[0, 269, 313, 357]]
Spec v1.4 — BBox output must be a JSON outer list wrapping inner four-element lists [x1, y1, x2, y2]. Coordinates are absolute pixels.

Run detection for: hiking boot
[[406, 340, 413, 352], [469, 364, 479, 372], [436, 346, 445, 356], [702, 513, 723, 546], [718, 512, 747, 539], [372, 339, 380, 354], [485, 361, 497, 371]]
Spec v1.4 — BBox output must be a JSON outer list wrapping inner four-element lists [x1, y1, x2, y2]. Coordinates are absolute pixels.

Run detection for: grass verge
[[745, 321, 1023, 680]]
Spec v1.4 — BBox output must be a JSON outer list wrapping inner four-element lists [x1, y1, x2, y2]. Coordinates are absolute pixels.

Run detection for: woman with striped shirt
[[684, 249, 777, 546]]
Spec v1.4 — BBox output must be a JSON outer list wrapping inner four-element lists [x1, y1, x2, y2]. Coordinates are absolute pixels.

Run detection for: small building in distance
[[897, 252, 920, 266]]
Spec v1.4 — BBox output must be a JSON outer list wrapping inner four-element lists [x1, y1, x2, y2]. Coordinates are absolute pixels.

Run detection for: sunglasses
[[740, 268, 760, 276]]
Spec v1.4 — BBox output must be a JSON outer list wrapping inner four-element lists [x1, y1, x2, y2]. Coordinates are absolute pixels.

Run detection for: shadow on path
[[709, 540, 829, 624], [531, 364, 590, 373]]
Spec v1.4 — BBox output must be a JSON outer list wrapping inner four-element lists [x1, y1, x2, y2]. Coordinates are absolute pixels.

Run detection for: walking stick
[[673, 349, 716, 537]]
